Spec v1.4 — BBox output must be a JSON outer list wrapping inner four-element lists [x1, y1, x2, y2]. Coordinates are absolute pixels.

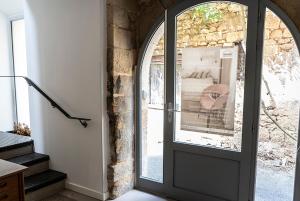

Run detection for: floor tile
[[113, 190, 171, 201]]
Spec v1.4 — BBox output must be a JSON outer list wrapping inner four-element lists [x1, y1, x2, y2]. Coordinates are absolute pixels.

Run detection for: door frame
[[135, 0, 300, 200]]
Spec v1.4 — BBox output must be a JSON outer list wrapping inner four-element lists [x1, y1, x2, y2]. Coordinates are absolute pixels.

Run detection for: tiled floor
[[44, 190, 171, 201], [113, 190, 171, 201], [44, 190, 99, 201]]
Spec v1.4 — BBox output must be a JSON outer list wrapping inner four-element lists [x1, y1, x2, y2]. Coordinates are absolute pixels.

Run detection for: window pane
[[12, 19, 30, 126], [141, 23, 164, 182], [255, 9, 300, 201], [175, 2, 248, 151], [0, 15, 15, 131]]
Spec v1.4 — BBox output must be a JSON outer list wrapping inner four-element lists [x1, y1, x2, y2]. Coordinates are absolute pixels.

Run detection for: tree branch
[[261, 101, 297, 142], [262, 75, 277, 108]]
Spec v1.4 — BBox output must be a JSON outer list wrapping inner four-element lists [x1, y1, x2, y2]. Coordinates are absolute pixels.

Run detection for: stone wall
[[136, 0, 165, 46], [271, 0, 300, 31], [136, 0, 300, 49], [151, 5, 295, 58], [106, 0, 138, 198], [179, 3, 246, 47], [264, 10, 294, 57]]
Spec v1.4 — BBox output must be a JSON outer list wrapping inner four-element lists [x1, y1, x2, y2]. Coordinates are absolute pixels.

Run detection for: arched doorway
[[136, 1, 300, 201]]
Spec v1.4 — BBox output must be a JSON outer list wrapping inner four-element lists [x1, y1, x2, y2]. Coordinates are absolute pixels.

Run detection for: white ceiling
[[0, 0, 23, 17]]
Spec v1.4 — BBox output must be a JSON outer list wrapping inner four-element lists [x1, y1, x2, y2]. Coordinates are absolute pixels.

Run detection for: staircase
[[0, 132, 67, 201]]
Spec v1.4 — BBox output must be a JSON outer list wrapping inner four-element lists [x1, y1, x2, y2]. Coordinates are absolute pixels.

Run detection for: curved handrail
[[0, 76, 91, 128]]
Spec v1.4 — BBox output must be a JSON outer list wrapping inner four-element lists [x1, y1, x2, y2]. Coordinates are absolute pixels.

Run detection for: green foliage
[[192, 4, 223, 24]]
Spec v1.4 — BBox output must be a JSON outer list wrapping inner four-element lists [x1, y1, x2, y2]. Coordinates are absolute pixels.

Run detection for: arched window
[[139, 22, 164, 183], [136, 1, 300, 201], [254, 7, 300, 201]]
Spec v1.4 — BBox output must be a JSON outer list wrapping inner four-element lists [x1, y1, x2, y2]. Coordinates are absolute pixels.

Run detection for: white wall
[[0, 0, 23, 18], [24, 0, 108, 199], [0, 12, 15, 131]]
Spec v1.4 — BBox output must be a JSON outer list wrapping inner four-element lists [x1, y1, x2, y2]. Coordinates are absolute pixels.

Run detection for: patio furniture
[[200, 84, 229, 128]]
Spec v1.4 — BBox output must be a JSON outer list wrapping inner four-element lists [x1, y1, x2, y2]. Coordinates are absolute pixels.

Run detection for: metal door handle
[[167, 102, 174, 123]]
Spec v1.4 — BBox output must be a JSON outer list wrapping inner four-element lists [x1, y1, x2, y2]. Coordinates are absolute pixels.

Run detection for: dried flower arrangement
[[13, 122, 31, 137]]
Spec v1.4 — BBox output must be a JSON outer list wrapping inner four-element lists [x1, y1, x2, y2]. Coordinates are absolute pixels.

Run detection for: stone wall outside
[[137, 0, 300, 49], [152, 4, 295, 59]]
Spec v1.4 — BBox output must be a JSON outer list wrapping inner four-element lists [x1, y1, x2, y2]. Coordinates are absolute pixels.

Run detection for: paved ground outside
[[255, 164, 294, 201]]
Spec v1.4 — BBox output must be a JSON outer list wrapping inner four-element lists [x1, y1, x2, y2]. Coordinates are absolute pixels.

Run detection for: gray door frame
[[135, 0, 300, 200]]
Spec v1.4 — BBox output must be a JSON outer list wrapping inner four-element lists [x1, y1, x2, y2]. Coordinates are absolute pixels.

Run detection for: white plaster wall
[[0, 0, 23, 18], [0, 12, 15, 132], [24, 0, 108, 199]]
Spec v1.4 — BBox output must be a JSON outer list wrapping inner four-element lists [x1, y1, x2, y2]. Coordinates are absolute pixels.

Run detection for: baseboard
[[65, 182, 109, 200]]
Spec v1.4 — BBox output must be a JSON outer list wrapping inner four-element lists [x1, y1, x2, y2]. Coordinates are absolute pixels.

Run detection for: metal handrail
[[0, 75, 91, 128]]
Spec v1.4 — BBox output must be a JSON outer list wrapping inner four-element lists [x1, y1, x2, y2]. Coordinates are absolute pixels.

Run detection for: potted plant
[[8, 122, 31, 137]]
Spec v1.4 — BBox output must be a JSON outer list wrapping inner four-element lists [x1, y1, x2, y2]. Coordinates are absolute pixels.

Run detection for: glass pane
[[255, 9, 300, 201], [12, 19, 31, 126], [0, 16, 15, 131], [175, 2, 248, 151], [141, 23, 164, 182]]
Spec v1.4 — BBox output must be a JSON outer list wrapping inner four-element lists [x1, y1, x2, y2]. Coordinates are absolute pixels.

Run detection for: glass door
[[164, 1, 260, 201], [136, 0, 300, 200]]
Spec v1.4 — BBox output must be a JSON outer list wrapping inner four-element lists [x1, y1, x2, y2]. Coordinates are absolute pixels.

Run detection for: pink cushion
[[200, 84, 229, 110]]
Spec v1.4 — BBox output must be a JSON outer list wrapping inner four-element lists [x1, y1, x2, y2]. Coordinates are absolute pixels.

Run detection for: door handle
[[167, 102, 174, 123]]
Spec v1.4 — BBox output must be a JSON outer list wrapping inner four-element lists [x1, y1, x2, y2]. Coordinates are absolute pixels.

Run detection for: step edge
[[25, 170, 67, 193], [0, 140, 34, 152], [8, 153, 50, 166]]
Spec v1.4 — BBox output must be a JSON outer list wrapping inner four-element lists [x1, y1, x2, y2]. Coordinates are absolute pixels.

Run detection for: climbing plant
[[192, 4, 223, 24]]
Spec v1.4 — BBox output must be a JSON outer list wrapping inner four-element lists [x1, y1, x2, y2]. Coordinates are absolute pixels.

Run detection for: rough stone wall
[[136, 1, 300, 49], [136, 0, 165, 46], [264, 10, 294, 57], [271, 0, 300, 31], [107, 0, 138, 198], [176, 4, 245, 47], [152, 6, 294, 58]]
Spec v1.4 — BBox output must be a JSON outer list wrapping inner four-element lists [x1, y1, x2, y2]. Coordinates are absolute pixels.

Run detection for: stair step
[[7, 153, 49, 166], [25, 180, 65, 201], [7, 153, 50, 177], [0, 132, 34, 159], [0, 132, 33, 151], [25, 170, 67, 194]]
